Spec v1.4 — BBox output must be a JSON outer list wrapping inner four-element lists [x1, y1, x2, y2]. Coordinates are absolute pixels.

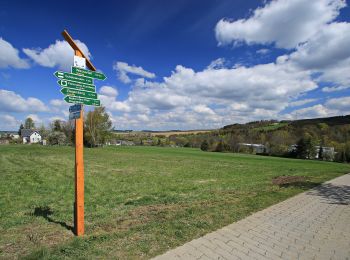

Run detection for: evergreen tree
[[18, 123, 24, 135], [296, 138, 307, 159], [318, 146, 324, 160]]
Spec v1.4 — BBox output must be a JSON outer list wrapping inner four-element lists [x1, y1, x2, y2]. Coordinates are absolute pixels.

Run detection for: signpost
[[55, 29, 106, 236], [69, 104, 82, 113], [57, 80, 96, 92], [61, 88, 97, 99], [54, 71, 93, 84], [69, 111, 81, 120], [64, 95, 101, 106], [72, 67, 106, 80]]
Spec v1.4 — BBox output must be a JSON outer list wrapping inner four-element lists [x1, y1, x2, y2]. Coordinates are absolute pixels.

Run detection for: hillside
[[222, 115, 350, 132]]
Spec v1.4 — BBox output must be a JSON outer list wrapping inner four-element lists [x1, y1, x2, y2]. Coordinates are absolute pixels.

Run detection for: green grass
[[0, 145, 349, 259]]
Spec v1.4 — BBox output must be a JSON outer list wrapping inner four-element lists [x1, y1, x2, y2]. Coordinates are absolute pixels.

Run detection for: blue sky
[[1, 0, 350, 130]]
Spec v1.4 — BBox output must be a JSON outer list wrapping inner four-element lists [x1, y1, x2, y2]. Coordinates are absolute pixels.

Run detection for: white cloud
[[256, 48, 270, 55], [0, 114, 19, 129], [322, 86, 349, 92], [215, 0, 346, 49], [113, 61, 155, 83], [163, 64, 315, 108], [99, 94, 131, 112], [50, 99, 66, 107], [23, 40, 91, 70], [289, 98, 318, 107], [284, 96, 350, 120], [26, 114, 42, 125], [105, 61, 317, 129], [0, 38, 30, 69], [207, 58, 226, 70], [0, 89, 48, 113], [193, 105, 215, 115], [136, 114, 149, 122], [99, 86, 118, 97], [284, 104, 332, 119], [325, 96, 350, 112], [273, 21, 350, 87], [49, 116, 65, 122]]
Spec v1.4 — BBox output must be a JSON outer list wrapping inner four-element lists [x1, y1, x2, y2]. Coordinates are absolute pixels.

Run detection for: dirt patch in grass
[[0, 222, 72, 258], [121, 204, 185, 226], [272, 175, 307, 186]]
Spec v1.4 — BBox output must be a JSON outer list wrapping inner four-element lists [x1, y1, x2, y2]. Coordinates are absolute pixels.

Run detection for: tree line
[[17, 106, 112, 147]]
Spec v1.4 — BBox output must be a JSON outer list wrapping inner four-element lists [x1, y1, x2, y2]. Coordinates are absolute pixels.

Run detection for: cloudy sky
[[1, 0, 350, 130]]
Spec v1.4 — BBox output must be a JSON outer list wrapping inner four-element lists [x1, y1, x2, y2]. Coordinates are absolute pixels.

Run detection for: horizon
[[1, 0, 350, 131], [2, 113, 350, 133]]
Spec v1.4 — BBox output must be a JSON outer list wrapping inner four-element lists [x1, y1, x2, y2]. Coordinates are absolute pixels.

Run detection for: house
[[288, 144, 335, 160], [238, 143, 268, 154], [108, 140, 135, 146], [315, 146, 335, 160], [21, 129, 42, 144]]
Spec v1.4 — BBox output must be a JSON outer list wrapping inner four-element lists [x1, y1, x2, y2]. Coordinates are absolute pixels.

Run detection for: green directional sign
[[61, 88, 97, 99], [54, 71, 93, 84], [57, 80, 95, 92], [71, 67, 106, 80], [64, 96, 100, 106]]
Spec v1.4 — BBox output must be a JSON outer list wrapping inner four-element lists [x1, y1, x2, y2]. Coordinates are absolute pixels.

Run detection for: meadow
[[0, 145, 349, 259]]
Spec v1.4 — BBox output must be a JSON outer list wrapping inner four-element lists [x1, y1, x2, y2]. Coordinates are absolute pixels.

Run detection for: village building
[[21, 129, 42, 144], [238, 143, 268, 154]]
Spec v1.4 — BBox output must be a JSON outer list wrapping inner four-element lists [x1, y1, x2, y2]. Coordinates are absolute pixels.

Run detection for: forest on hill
[[115, 115, 350, 163]]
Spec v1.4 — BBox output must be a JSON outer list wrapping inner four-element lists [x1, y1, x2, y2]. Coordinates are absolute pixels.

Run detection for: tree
[[318, 146, 324, 160], [84, 106, 112, 147], [52, 120, 62, 132], [200, 140, 209, 151], [24, 117, 35, 129], [18, 123, 24, 135], [215, 141, 224, 152], [48, 131, 67, 145], [296, 138, 307, 159], [39, 124, 49, 140], [61, 120, 75, 145], [296, 135, 317, 159], [268, 130, 292, 156]]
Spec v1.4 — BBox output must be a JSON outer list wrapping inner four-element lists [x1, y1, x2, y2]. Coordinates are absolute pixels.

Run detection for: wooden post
[[61, 30, 97, 236], [74, 49, 84, 236]]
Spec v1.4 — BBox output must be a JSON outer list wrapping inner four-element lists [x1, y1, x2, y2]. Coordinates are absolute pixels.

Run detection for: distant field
[[0, 145, 349, 259], [115, 130, 213, 137]]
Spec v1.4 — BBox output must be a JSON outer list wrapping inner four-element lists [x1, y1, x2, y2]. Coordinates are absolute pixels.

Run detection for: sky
[[1, 0, 350, 131]]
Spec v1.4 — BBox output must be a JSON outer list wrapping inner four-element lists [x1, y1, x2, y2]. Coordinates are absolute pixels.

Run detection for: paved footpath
[[153, 174, 350, 260]]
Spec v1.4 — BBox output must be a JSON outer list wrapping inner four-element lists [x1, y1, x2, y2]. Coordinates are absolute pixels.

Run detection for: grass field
[[0, 145, 349, 259]]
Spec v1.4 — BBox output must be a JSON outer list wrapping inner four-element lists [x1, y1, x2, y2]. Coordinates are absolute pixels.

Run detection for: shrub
[[200, 140, 209, 151]]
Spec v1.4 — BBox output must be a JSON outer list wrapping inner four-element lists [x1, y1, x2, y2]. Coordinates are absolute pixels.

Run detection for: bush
[[48, 131, 67, 145], [200, 140, 209, 151]]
